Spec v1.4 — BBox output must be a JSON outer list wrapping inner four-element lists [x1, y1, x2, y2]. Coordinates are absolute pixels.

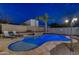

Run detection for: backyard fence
[[48, 27, 79, 35]]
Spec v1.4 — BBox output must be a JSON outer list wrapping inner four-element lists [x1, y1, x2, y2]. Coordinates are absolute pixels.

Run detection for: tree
[[49, 23, 60, 27], [35, 13, 49, 33], [49, 23, 70, 28]]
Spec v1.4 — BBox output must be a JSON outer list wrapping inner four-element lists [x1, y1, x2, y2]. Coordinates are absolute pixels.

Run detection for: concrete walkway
[[50, 43, 79, 55]]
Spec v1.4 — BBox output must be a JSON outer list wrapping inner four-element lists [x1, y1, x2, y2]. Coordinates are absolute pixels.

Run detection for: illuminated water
[[8, 34, 71, 51]]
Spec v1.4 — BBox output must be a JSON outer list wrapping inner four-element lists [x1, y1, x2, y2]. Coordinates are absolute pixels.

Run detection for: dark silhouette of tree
[[49, 23, 69, 28]]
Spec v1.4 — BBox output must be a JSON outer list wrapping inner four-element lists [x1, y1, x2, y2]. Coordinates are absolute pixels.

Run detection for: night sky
[[0, 3, 79, 25]]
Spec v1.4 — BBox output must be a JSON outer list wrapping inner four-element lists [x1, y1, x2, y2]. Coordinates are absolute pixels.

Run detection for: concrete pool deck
[[0, 36, 78, 55]]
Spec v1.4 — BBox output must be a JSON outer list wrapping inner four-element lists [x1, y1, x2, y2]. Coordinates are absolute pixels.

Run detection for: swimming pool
[[8, 34, 71, 51]]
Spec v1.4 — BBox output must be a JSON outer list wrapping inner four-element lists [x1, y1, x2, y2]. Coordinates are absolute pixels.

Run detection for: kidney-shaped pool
[[8, 34, 71, 51]]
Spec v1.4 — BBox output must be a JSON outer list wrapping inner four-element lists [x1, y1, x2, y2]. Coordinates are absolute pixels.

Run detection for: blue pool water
[[8, 34, 71, 51]]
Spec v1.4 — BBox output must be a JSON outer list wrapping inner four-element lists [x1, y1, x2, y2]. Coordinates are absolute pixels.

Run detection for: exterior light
[[65, 19, 69, 23], [72, 17, 78, 23]]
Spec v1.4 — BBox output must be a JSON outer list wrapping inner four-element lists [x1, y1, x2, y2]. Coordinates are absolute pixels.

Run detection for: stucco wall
[[1, 24, 44, 32], [48, 27, 79, 35], [1, 24, 79, 35], [1, 24, 27, 32]]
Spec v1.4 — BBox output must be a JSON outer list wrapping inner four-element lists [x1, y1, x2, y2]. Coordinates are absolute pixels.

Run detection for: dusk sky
[[0, 3, 79, 25]]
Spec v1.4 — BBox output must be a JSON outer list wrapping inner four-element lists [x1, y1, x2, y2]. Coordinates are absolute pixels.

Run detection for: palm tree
[[35, 13, 49, 33]]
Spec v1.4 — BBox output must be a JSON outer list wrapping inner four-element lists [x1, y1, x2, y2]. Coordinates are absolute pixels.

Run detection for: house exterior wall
[[24, 19, 39, 27]]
